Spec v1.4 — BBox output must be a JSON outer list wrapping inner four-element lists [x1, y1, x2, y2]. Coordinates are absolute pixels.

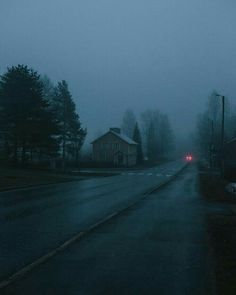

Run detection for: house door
[[118, 154, 123, 165]]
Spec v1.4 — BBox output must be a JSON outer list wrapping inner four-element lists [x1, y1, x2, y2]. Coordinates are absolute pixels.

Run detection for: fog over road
[[0, 160, 184, 283], [2, 165, 219, 294]]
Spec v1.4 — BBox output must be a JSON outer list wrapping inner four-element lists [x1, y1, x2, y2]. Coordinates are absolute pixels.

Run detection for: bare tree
[[121, 109, 136, 137], [141, 109, 174, 161], [196, 90, 233, 158]]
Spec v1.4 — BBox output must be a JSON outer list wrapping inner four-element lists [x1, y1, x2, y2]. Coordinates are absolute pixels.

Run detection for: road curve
[[0, 160, 185, 282], [2, 165, 216, 294]]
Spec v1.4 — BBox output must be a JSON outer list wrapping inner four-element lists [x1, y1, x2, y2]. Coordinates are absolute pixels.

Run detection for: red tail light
[[185, 155, 193, 162]]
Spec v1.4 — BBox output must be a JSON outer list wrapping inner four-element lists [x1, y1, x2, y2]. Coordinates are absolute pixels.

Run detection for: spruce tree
[[133, 122, 143, 164], [52, 80, 86, 169], [147, 122, 157, 162], [0, 65, 59, 165]]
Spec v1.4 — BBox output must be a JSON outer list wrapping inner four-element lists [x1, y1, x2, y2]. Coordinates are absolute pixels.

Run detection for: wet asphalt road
[[1, 164, 216, 294], [0, 160, 184, 283]]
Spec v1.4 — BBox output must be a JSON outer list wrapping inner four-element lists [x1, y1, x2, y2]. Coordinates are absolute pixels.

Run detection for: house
[[91, 128, 138, 166]]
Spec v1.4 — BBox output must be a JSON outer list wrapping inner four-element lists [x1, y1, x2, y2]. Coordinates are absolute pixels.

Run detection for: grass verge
[[0, 167, 86, 192], [198, 163, 236, 294]]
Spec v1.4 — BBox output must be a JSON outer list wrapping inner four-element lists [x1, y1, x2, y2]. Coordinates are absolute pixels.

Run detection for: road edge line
[[0, 163, 188, 290]]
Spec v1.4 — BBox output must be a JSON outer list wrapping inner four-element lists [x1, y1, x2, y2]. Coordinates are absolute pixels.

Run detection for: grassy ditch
[[0, 167, 86, 192], [198, 164, 235, 203], [207, 213, 236, 295], [198, 163, 236, 294]]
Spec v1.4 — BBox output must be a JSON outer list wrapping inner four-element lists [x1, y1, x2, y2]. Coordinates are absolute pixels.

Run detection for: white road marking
[[0, 163, 187, 290], [120, 172, 172, 177]]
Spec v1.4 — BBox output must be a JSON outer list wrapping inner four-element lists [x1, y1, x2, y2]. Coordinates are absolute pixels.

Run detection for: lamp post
[[209, 118, 214, 177], [216, 94, 225, 149], [216, 93, 225, 177]]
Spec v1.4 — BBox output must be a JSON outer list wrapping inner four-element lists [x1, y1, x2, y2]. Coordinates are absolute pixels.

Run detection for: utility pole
[[62, 93, 66, 172], [216, 94, 225, 178], [209, 119, 214, 177], [221, 95, 225, 149]]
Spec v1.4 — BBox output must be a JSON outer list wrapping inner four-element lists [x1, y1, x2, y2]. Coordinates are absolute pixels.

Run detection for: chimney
[[110, 127, 121, 134]]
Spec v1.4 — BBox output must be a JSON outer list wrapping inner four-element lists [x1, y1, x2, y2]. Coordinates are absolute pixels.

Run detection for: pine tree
[[52, 80, 86, 169], [159, 114, 175, 159], [133, 122, 143, 164], [41, 75, 55, 102], [0, 65, 59, 165], [147, 122, 157, 161]]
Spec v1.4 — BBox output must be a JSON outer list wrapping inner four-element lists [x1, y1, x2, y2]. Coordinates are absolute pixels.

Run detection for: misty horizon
[[1, 0, 236, 143]]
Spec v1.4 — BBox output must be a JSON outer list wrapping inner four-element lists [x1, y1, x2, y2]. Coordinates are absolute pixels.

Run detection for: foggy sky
[[1, 0, 236, 143]]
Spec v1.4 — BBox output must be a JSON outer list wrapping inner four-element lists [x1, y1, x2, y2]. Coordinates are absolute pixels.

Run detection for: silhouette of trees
[[132, 122, 143, 164], [159, 114, 175, 158], [0, 65, 86, 168], [141, 109, 175, 162], [0, 65, 59, 165], [196, 90, 234, 157], [52, 80, 86, 169], [121, 109, 136, 138]]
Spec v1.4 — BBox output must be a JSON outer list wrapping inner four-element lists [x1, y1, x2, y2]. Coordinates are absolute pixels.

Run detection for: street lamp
[[216, 93, 225, 149], [216, 93, 225, 177], [208, 118, 214, 176]]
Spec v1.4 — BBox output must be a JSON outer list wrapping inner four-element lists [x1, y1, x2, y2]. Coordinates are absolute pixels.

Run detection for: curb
[[0, 163, 188, 290]]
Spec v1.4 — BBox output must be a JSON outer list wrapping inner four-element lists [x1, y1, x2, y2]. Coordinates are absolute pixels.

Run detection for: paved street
[[0, 160, 184, 284], [1, 164, 217, 295]]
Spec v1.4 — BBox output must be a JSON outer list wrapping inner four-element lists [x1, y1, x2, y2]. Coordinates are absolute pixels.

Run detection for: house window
[[113, 143, 120, 150], [102, 143, 109, 150]]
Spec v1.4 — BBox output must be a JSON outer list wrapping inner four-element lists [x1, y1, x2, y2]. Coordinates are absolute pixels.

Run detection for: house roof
[[91, 130, 138, 145], [110, 131, 138, 145]]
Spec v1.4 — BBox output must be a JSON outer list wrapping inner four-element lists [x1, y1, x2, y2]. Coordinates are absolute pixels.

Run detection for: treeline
[[121, 109, 175, 163], [196, 90, 236, 159], [0, 65, 86, 168]]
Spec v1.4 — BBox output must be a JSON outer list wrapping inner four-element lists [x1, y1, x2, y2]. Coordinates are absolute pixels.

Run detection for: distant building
[[91, 128, 138, 166]]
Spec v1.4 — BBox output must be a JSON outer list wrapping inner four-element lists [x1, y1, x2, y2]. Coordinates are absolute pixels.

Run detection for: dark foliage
[[52, 80, 86, 168], [0, 65, 59, 165], [141, 109, 175, 162], [0, 65, 86, 168], [133, 122, 143, 164]]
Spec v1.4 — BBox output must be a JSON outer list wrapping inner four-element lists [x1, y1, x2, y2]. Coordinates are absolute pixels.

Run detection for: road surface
[[1, 164, 219, 294], [0, 160, 184, 284]]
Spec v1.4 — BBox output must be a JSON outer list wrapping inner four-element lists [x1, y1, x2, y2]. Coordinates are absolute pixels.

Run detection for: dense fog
[[1, 0, 236, 145]]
